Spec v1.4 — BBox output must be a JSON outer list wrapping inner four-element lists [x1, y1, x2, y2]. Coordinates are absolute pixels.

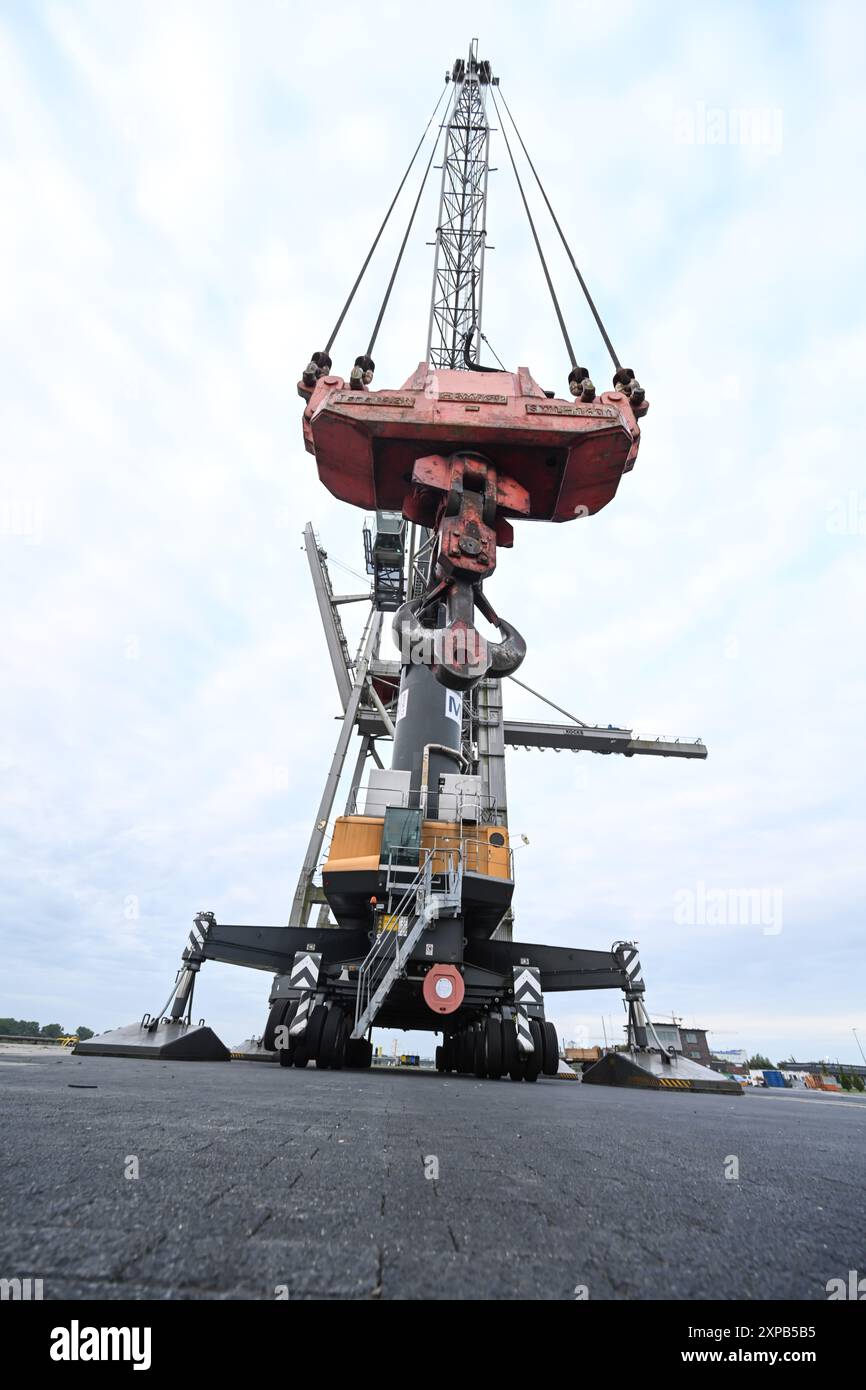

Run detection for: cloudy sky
[[2, 0, 864, 1065]]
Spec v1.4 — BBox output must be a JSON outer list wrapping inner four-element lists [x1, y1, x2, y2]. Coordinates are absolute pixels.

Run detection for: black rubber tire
[[541, 1020, 559, 1077], [318, 1006, 345, 1069], [435, 1045, 445, 1073], [523, 1020, 543, 1082], [462, 1030, 476, 1075], [278, 1039, 294, 1067], [330, 1013, 349, 1070], [306, 1003, 327, 1056], [263, 998, 289, 1052], [485, 1016, 503, 1079], [292, 1002, 325, 1067], [473, 1029, 487, 1078], [501, 1018, 519, 1075]]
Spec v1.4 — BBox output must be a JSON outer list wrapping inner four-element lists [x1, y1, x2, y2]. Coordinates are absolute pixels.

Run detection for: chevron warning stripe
[[615, 944, 645, 995], [289, 951, 321, 992], [512, 965, 542, 1006], [181, 923, 207, 964], [288, 951, 321, 1040], [289, 992, 313, 1038], [658, 1078, 692, 1089], [515, 1008, 535, 1055]]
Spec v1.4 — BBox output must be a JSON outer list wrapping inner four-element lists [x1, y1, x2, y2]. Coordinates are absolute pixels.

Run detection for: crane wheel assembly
[[77, 43, 739, 1099]]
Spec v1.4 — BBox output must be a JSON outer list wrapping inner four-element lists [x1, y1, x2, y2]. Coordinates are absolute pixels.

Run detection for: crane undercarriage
[[77, 914, 738, 1093]]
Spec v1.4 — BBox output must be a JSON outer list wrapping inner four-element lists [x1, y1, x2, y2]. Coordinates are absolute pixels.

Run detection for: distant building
[[650, 1023, 713, 1066], [779, 1059, 866, 1079]]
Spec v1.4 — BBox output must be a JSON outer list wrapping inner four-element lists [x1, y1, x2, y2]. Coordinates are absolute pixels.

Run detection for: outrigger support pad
[[73, 912, 231, 1062], [581, 941, 743, 1096], [582, 1049, 743, 1094], [72, 1019, 230, 1062]]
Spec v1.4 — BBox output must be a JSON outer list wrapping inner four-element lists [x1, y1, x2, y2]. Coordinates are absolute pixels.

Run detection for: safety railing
[[353, 843, 463, 1034], [344, 781, 502, 823]]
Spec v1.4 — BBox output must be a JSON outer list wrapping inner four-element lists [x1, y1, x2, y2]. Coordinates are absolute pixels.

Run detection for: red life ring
[[422, 964, 465, 1015]]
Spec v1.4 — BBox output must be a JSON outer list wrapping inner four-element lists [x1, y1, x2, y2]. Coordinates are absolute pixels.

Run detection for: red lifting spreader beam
[[299, 361, 648, 690]]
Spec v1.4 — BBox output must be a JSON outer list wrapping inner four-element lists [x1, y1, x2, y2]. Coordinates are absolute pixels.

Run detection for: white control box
[[437, 773, 483, 822], [364, 769, 412, 818]]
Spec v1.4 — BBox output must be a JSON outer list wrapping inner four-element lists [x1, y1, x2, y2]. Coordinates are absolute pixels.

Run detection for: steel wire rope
[[496, 87, 622, 372], [366, 116, 447, 358], [489, 86, 577, 371], [323, 83, 450, 356]]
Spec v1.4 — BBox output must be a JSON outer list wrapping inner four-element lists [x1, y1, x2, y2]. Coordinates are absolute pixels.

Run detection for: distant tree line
[[0, 1018, 94, 1040]]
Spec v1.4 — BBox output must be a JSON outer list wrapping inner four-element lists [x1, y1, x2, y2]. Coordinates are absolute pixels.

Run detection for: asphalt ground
[[1, 1045, 863, 1300]]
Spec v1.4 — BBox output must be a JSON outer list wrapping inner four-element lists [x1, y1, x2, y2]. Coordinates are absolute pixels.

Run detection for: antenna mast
[[426, 39, 496, 369]]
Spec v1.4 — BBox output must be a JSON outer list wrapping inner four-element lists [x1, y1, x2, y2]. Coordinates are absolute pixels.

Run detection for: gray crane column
[[390, 662, 463, 819]]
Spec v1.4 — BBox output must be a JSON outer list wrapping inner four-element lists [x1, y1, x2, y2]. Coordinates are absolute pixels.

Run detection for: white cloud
[[1, 1, 864, 1067]]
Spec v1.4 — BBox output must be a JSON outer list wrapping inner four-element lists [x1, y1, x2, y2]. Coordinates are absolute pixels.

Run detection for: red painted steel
[[299, 363, 644, 528], [422, 963, 465, 1015]]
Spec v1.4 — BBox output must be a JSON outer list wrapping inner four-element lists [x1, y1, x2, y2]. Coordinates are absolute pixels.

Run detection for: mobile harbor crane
[[79, 45, 739, 1095]]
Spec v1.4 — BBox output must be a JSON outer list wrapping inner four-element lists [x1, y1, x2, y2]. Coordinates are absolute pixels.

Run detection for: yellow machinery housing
[[324, 816, 510, 878], [321, 815, 513, 940]]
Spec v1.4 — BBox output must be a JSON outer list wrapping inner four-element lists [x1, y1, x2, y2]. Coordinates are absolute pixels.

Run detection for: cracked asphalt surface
[[1, 1046, 863, 1300]]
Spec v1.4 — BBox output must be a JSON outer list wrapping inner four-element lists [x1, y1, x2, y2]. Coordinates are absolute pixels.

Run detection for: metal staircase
[[351, 844, 463, 1039]]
